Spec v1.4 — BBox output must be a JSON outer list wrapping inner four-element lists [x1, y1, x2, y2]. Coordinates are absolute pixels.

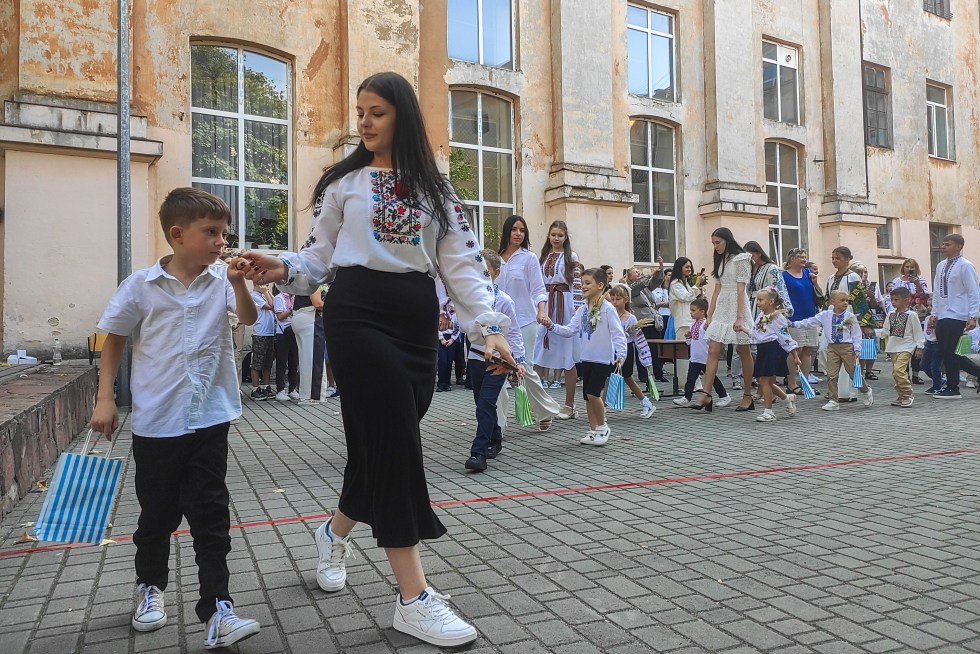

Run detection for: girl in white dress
[[534, 220, 579, 418], [691, 228, 755, 411]]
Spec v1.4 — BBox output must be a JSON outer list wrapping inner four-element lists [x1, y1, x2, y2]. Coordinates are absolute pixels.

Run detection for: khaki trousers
[[891, 351, 913, 398], [826, 343, 868, 401]]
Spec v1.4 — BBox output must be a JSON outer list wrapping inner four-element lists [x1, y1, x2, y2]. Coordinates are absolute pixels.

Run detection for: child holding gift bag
[[607, 284, 655, 418], [543, 268, 627, 446], [736, 288, 802, 422]]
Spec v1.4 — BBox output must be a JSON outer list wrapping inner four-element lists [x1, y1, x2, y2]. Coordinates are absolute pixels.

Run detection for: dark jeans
[[685, 361, 728, 400], [935, 318, 980, 392], [275, 326, 299, 392], [641, 324, 664, 379], [132, 423, 232, 623], [468, 359, 506, 458], [438, 341, 459, 386], [454, 335, 468, 381], [921, 340, 944, 390]]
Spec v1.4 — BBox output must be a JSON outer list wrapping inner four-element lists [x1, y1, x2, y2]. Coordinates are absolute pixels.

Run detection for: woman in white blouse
[[496, 215, 562, 429], [668, 257, 705, 383]]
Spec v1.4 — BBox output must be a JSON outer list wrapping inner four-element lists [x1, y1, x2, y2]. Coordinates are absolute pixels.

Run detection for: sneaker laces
[[421, 590, 464, 626], [136, 584, 163, 616], [329, 533, 356, 567], [206, 600, 238, 647]]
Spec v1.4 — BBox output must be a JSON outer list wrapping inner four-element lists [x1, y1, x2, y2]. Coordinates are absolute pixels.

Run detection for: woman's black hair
[[498, 215, 531, 253], [308, 72, 458, 238], [670, 257, 693, 288], [743, 241, 773, 266], [539, 220, 575, 286], [710, 227, 745, 279]]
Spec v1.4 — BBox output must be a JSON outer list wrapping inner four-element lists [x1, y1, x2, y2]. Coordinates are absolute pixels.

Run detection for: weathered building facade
[[1, 0, 979, 355]]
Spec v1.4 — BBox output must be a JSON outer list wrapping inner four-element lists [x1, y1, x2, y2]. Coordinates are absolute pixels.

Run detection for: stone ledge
[[0, 364, 97, 520], [545, 162, 637, 206]]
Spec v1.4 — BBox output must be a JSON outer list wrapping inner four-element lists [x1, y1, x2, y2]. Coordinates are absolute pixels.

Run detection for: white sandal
[[555, 405, 576, 420]]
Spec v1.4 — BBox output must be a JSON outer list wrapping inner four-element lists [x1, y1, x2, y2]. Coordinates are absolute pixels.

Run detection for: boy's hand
[[914, 349, 922, 359], [792, 353, 802, 368], [90, 401, 119, 440], [239, 252, 288, 284], [226, 257, 247, 281], [614, 357, 625, 368]]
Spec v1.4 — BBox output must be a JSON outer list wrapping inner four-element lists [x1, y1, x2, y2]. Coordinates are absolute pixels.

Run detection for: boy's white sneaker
[[821, 400, 840, 411], [580, 430, 597, 445], [315, 519, 354, 592], [392, 588, 478, 647], [205, 600, 259, 650], [715, 395, 733, 408], [786, 395, 797, 417], [755, 409, 776, 422], [862, 388, 874, 407], [672, 397, 690, 407], [132, 583, 166, 632], [288, 390, 301, 401], [640, 398, 655, 418], [591, 425, 610, 446], [275, 390, 290, 402]]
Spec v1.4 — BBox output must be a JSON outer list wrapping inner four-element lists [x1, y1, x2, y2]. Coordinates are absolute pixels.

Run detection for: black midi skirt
[[324, 266, 446, 548], [754, 340, 789, 378]]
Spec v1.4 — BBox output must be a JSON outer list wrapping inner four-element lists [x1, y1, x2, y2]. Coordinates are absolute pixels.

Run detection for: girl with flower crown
[[736, 288, 802, 422], [542, 268, 627, 446]]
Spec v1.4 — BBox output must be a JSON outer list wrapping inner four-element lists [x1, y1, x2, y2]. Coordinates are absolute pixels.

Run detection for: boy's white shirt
[[97, 257, 242, 437], [874, 309, 925, 353], [548, 300, 627, 364], [792, 308, 862, 353], [273, 293, 292, 330], [251, 290, 277, 336]]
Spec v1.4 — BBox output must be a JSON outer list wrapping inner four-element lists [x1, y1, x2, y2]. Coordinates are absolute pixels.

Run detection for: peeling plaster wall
[[0, 0, 19, 102]]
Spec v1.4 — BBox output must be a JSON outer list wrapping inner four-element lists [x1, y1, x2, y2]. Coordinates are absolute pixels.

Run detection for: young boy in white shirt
[[91, 187, 261, 649], [249, 282, 277, 400], [874, 286, 925, 407], [674, 298, 731, 408]]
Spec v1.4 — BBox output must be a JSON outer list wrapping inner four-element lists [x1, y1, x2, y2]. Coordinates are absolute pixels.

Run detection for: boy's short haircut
[[890, 286, 911, 300], [942, 233, 965, 247], [829, 289, 849, 301], [480, 249, 502, 271], [160, 187, 232, 243], [691, 297, 709, 312]]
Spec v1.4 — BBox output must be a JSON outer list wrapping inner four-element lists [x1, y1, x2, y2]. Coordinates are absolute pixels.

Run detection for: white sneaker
[[755, 409, 776, 422], [715, 395, 732, 408], [821, 400, 840, 411], [786, 395, 797, 417], [315, 520, 355, 592], [968, 380, 977, 389], [640, 398, 655, 418], [862, 388, 874, 407], [591, 424, 610, 446], [325, 386, 340, 398], [205, 600, 260, 649], [672, 397, 690, 407], [132, 583, 166, 632], [393, 587, 478, 647], [580, 431, 597, 445], [288, 390, 301, 401], [807, 374, 823, 384], [275, 390, 290, 402]]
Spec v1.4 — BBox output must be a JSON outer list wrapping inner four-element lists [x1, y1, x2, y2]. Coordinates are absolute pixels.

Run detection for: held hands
[[485, 333, 518, 375], [540, 316, 554, 329], [239, 251, 287, 285], [968, 318, 977, 331], [439, 313, 452, 331], [914, 349, 923, 359], [733, 317, 745, 333]]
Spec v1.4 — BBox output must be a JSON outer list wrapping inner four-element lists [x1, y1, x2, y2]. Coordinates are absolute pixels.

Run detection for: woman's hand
[[485, 334, 517, 374], [438, 313, 451, 331], [734, 317, 745, 333], [861, 327, 875, 338], [239, 251, 287, 284]]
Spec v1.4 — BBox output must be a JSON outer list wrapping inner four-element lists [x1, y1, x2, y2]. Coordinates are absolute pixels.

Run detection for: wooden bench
[[87, 332, 108, 365]]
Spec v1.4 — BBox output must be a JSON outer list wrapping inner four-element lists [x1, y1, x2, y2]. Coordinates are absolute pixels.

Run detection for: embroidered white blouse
[[497, 247, 548, 327], [547, 300, 628, 365], [276, 167, 507, 337]]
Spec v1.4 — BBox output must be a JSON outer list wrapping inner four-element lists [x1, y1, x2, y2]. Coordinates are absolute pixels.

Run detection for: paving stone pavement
[[1, 363, 979, 653]]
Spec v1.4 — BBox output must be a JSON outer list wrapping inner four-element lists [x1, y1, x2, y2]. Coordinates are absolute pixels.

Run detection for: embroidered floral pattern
[[453, 204, 471, 232], [371, 171, 422, 246], [544, 252, 561, 278]]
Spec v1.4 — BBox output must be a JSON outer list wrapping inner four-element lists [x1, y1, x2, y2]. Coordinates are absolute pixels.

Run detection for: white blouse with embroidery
[[276, 167, 508, 337]]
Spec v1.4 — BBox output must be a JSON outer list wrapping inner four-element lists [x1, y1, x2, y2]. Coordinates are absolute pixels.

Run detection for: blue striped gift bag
[[852, 362, 863, 388], [860, 338, 878, 360], [35, 430, 122, 544], [606, 367, 625, 411], [798, 374, 816, 400]]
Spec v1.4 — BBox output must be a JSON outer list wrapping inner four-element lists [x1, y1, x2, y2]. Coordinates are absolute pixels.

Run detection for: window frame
[[762, 40, 800, 125], [929, 223, 954, 273], [630, 118, 678, 264], [926, 82, 953, 160], [876, 219, 894, 251], [863, 63, 893, 149], [626, 4, 677, 102], [764, 140, 806, 265], [447, 0, 515, 70], [923, 0, 952, 19], [448, 88, 517, 247], [189, 43, 292, 251]]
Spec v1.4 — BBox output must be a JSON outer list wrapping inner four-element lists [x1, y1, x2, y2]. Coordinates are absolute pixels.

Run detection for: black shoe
[[912, 375, 924, 385], [465, 455, 487, 472], [486, 443, 502, 459], [456, 378, 466, 386], [735, 398, 755, 412], [690, 397, 713, 412], [934, 388, 962, 399], [250, 388, 266, 401]]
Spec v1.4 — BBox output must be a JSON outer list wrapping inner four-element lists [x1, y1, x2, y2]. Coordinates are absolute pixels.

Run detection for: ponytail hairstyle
[[309, 72, 458, 239], [607, 283, 633, 312], [539, 220, 575, 285], [710, 227, 745, 279]]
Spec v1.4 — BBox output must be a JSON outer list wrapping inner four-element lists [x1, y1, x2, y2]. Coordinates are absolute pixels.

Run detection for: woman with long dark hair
[[691, 228, 755, 411], [534, 220, 579, 418], [238, 72, 515, 648], [496, 214, 562, 430], [668, 257, 706, 388]]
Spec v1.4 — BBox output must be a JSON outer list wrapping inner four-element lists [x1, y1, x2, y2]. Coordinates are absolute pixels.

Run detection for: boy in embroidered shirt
[[791, 289, 872, 410], [874, 286, 925, 407], [249, 282, 277, 400], [673, 298, 731, 408], [436, 310, 461, 392], [90, 187, 261, 649], [464, 250, 525, 472]]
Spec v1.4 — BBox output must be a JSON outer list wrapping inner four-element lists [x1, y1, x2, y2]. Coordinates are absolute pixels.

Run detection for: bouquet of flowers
[[687, 268, 708, 287]]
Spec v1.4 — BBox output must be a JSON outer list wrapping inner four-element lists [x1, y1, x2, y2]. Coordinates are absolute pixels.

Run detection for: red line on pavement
[[2, 448, 976, 559]]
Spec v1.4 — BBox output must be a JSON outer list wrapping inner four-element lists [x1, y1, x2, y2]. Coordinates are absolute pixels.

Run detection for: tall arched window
[[630, 119, 677, 263], [764, 141, 805, 264], [449, 90, 515, 246], [190, 44, 291, 250]]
